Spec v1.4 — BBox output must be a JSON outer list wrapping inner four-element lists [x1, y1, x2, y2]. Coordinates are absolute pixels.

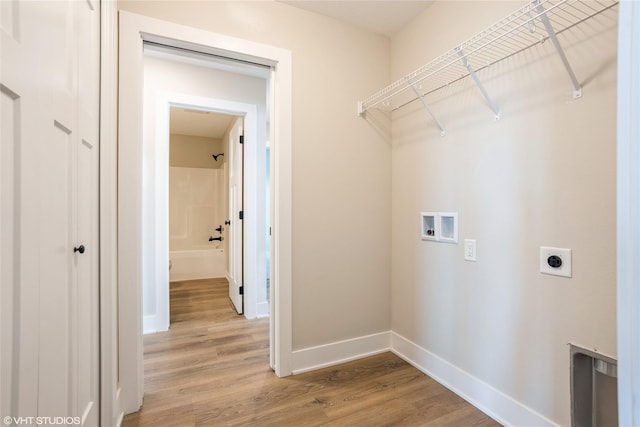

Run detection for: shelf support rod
[[410, 84, 446, 137], [456, 48, 501, 120], [535, 0, 582, 99]]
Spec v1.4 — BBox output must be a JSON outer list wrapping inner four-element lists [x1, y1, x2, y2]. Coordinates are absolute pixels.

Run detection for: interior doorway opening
[[140, 43, 271, 332], [117, 13, 293, 411], [167, 107, 242, 318]]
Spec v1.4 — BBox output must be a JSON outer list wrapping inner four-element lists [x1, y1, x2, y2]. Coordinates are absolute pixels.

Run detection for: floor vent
[[570, 344, 617, 427]]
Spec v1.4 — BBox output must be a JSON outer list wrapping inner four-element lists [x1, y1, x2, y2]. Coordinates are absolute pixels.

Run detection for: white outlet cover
[[464, 239, 476, 261], [540, 246, 572, 278]]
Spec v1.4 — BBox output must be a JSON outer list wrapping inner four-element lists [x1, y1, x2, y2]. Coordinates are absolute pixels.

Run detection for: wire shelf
[[357, 0, 618, 116]]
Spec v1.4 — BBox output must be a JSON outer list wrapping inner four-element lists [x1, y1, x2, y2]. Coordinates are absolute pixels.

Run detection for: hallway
[[122, 279, 498, 426]]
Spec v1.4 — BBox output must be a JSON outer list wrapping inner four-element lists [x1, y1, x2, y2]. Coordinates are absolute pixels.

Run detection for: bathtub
[[169, 246, 226, 282]]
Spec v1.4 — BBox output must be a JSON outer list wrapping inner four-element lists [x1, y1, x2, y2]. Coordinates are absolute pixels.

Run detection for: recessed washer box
[[540, 246, 572, 278], [420, 212, 438, 241], [438, 212, 458, 243], [420, 212, 458, 243]]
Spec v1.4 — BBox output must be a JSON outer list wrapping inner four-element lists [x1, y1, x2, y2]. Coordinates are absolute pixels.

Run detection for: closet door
[[0, 1, 100, 425]]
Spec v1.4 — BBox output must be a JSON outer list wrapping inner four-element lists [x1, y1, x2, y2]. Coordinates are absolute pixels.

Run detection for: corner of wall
[[291, 332, 391, 374], [390, 332, 558, 427]]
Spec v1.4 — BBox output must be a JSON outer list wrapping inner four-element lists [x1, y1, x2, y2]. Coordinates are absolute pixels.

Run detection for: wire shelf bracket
[[357, 0, 618, 122], [410, 84, 447, 137], [535, 0, 583, 99], [456, 48, 501, 120]]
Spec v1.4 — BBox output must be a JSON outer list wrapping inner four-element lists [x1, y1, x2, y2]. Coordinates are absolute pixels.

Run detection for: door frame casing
[[617, 2, 640, 425], [117, 11, 293, 412], [152, 91, 260, 331], [100, 1, 126, 425]]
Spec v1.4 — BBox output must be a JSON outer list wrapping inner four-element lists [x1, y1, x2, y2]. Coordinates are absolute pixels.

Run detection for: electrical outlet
[[540, 246, 572, 278], [464, 239, 476, 262]]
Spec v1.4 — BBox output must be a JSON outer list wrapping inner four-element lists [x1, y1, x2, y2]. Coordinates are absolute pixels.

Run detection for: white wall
[[390, 2, 617, 425], [121, 1, 393, 351]]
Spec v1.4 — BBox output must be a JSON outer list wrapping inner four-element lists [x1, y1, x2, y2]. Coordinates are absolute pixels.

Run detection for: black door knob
[[74, 245, 85, 254]]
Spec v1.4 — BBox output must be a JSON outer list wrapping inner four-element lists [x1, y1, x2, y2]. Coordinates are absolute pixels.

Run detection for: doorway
[[118, 12, 293, 412], [167, 107, 240, 315], [142, 45, 269, 333]]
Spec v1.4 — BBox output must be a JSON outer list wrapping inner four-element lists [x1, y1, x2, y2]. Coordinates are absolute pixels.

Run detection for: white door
[[227, 117, 244, 314], [1, 1, 100, 425]]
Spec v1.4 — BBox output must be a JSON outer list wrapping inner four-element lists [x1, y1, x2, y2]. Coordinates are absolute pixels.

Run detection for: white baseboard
[[256, 301, 269, 318], [143, 315, 156, 334], [390, 332, 557, 427], [291, 331, 391, 374]]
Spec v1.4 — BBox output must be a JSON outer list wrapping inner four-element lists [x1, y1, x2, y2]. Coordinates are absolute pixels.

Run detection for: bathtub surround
[[169, 249, 226, 283], [169, 167, 225, 253], [168, 166, 227, 284]]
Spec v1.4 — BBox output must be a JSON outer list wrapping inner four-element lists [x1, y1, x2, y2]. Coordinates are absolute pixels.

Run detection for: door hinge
[[239, 210, 244, 220], [239, 286, 244, 295], [239, 135, 244, 144]]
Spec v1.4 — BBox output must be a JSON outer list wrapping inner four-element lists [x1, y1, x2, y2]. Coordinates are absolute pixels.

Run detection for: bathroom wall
[[390, 2, 617, 425], [169, 132, 226, 250], [170, 133, 223, 169], [169, 167, 225, 251]]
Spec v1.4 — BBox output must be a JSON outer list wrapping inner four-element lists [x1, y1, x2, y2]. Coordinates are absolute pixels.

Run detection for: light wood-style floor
[[122, 278, 500, 426]]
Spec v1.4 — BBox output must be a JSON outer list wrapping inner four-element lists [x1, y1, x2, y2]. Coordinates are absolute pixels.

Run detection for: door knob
[[74, 245, 85, 254]]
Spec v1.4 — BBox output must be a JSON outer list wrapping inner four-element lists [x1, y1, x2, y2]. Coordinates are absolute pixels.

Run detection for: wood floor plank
[[122, 279, 501, 427]]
